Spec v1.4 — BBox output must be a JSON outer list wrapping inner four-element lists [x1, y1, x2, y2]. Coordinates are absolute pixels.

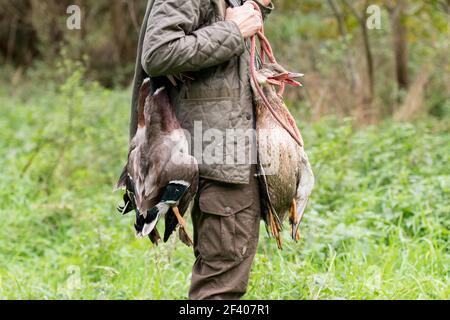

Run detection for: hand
[[225, 2, 263, 39]]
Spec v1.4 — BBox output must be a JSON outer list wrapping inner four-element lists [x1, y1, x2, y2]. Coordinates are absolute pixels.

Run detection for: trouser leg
[[189, 166, 261, 300]]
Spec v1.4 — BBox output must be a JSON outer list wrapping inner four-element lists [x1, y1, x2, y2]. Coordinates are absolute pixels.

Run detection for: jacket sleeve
[[141, 0, 246, 77]]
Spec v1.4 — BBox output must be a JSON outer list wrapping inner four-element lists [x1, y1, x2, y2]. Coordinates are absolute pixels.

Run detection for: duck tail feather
[[147, 228, 161, 245], [115, 165, 128, 191], [163, 208, 177, 243], [140, 203, 169, 238], [117, 193, 133, 215], [117, 192, 136, 215]]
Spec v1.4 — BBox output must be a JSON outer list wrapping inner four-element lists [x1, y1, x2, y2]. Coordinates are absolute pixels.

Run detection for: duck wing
[[116, 78, 151, 207], [292, 149, 314, 238], [157, 135, 199, 244], [257, 162, 282, 231]]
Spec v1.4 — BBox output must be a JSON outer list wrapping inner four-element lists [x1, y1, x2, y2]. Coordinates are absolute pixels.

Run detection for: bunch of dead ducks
[[115, 11, 314, 249]]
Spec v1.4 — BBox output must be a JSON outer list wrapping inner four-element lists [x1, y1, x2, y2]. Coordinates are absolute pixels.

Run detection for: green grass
[[0, 72, 448, 300]]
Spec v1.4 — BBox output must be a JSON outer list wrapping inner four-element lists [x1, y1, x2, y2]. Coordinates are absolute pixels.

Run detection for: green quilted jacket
[[129, 0, 273, 184]]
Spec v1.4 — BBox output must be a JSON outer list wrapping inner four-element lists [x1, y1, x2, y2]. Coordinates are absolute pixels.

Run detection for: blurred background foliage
[[0, 0, 448, 122], [0, 0, 449, 299]]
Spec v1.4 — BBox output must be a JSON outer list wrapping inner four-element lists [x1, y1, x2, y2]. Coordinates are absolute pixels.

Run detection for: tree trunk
[[343, 0, 376, 123], [327, 0, 359, 92], [389, 0, 409, 91], [344, 0, 375, 101]]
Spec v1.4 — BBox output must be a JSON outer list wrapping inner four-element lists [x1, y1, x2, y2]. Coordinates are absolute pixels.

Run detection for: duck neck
[[137, 80, 151, 128], [138, 104, 145, 128], [158, 100, 180, 133], [146, 90, 180, 137]]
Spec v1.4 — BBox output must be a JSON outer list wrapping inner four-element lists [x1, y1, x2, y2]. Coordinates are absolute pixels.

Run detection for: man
[[129, 0, 274, 300]]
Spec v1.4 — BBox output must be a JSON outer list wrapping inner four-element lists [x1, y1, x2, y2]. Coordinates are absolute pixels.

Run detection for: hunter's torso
[[169, 0, 256, 184]]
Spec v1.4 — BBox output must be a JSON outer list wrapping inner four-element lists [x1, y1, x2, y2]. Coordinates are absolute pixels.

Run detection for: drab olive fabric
[[189, 165, 261, 300], [129, 0, 273, 184]]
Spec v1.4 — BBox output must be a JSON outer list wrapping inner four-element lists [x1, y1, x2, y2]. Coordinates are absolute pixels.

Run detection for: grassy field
[[0, 73, 448, 300]]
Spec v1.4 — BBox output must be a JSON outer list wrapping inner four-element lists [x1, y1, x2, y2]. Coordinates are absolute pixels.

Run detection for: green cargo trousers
[[189, 166, 261, 300]]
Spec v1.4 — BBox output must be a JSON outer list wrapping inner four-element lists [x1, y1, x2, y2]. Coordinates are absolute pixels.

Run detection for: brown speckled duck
[[248, 2, 314, 249], [116, 78, 198, 246], [252, 63, 315, 249]]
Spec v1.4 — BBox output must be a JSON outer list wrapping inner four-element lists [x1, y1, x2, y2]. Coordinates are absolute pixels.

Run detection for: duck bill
[[284, 78, 303, 87], [267, 72, 304, 87]]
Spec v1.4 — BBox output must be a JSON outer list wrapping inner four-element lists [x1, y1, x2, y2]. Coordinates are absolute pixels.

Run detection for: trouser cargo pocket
[[197, 178, 259, 262]]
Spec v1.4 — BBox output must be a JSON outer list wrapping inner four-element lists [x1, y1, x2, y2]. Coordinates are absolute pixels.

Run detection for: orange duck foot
[[289, 199, 302, 241], [268, 207, 283, 250], [173, 206, 193, 246]]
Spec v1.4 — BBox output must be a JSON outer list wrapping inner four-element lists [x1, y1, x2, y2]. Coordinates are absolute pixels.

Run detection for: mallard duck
[[251, 57, 314, 249], [116, 78, 198, 246], [244, 2, 314, 248], [252, 62, 315, 249]]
